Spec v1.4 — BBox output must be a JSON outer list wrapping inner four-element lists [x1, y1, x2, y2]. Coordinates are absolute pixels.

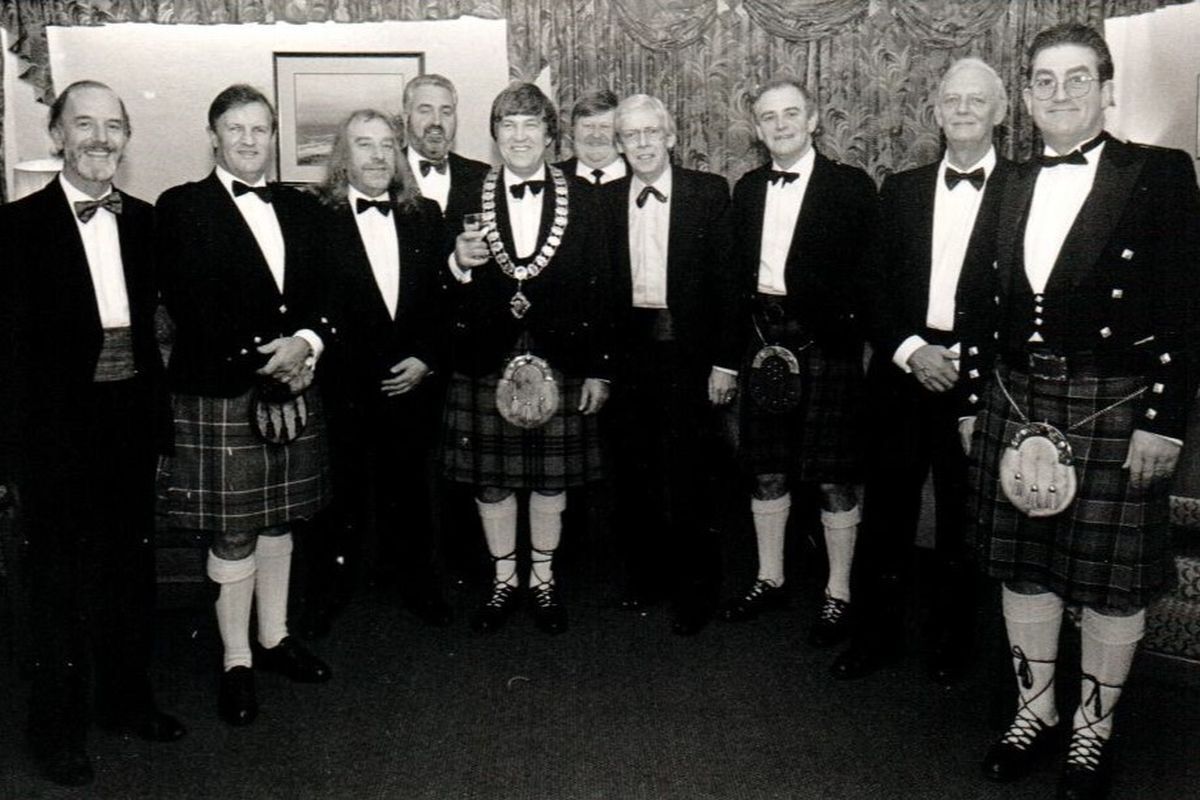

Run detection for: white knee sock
[[822, 506, 860, 602], [476, 494, 519, 587], [1073, 607, 1145, 741], [529, 491, 566, 587], [254, 532, 294, 650], [207, 551, 256, 671], [1001, 586, 1065, 727], [751, 494, 790, 587]]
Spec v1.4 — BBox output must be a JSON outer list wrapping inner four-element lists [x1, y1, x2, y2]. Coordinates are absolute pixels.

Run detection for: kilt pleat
[[967, 366, 1172, 609], [738, 345, 865, 483], [441, 371, 605, 489], [157, 389, 331, 532]]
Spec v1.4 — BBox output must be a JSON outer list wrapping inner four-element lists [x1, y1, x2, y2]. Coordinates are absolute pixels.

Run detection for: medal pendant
[[510, 289, 531, 319]]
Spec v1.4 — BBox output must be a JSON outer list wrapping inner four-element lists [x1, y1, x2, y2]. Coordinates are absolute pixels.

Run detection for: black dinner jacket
[[0, 178, 168, 478], [155, 172, 337, 398], [404, 148, 490, 222], [727, 151, 878, 355], [554, 156, 630, 188], [600, 167, 737, 372], [320, 194, 449, 399], [973, 137, 1200, 439], [861, 156, 1014, 406], [445, 164, 616, 379]]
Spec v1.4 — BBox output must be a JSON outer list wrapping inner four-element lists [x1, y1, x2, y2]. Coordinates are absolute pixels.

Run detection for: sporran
[[496, 354, 560, 429]]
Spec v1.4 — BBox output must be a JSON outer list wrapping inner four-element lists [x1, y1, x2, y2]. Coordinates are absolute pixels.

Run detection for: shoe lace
[[818, 595, 849, 624], [1064, 672, 1119, 771], [530, 582, 559, 609], [1000, 646, 1057, 750], [743, 579, 777, 602], [485, 582, 516, 609]]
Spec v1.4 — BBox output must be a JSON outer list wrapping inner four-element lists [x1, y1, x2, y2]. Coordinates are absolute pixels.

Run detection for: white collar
[[771, 146, 816, 176]]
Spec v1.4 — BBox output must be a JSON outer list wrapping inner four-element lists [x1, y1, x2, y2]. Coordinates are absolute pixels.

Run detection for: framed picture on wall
[[274, 51, 424, 184]]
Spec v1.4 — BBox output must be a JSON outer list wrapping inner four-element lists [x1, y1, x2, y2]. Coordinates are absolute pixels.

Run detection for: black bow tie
[[636, 185, 667, 208], [419, 159, 447, 177], [944, 167, 986, 190], [509, 180, 546, 200], [232, 181, 273, 203], [768, 170, 799, 186], [356, 197, 392, 216], [1038, 133, 1107, 169], [590, 168, 605, 185], [74, 192, 123, 223]]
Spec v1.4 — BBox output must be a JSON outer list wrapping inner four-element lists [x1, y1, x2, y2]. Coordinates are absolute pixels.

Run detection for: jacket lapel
[[1045, 140, 1143, 292], [953, 160, 1005, 309], [996, 162, 1038, 297], [201, 172, 282, 300], [43, 180, 103, 335], [610, 177, 634, 307], [340, 205, 395, 324]]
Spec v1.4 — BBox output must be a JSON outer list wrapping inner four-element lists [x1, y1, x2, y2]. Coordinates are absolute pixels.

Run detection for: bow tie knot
[[636, 184, 667, 208], [509, 180, 546, 200], [356, 197, 393, 216], [590, 168, 605, 185], [1038, 133, 1107, 169], [768, 169, 800, 186], [944, 167, 986, 190], [232, 180, 274, 203], [73, 192, 123, 223], [419, 159, 447, 177]]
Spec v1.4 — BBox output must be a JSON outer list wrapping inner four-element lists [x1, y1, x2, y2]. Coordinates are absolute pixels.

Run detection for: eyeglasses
[[618, 126, 665, 144], [1029, 73, 1098, 101]]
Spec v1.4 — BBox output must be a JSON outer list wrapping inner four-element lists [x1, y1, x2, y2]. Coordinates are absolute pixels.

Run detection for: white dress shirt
[[503, 166, 545, 259], [348, 186, 401, 319], [214, 166, 323, 357], [892, 148, 996, 370], [408, 147, 450, 212], [60, 175, 130, 329], [576, 158, 627, 185], [757, 147, 816, 296], [629, 168, 672, 309], [1023, 141, 1105, 298]]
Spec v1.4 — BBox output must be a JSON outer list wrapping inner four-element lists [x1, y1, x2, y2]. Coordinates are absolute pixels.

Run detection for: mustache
[[78, 140, 118, 154]]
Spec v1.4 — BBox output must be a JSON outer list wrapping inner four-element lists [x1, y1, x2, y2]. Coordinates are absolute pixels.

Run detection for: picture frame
[[274, 51, 424, 184]]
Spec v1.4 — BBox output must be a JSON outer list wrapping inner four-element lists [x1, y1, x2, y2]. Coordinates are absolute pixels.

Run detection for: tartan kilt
[[441, 371, 605, 489], [967, 365, 1173, 609], [738, 344, 865, 483], [157, 389, 331, 533]]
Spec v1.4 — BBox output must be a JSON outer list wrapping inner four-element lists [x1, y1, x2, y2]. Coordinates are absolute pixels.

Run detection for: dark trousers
[[20, 378, 158, 754], [315, 384, 442, 604], [610, 338, 721, 610], [857, 355, 977, 646]]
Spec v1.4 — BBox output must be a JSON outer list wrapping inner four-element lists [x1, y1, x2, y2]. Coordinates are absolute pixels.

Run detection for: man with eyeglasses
[[599, 94, 733, 634], [556, 88, 628, 187], [962, 23, 1200, 800], [832, 58, 1014, 685], [721, 78, 877, 650]]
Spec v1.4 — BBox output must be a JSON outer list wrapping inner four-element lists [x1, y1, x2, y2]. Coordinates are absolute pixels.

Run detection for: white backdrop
[[5, 18, 509, 203]]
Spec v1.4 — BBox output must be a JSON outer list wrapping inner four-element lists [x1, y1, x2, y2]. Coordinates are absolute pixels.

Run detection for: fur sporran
[[496, 354, 560, 429], [998, 422, 1078, 517]]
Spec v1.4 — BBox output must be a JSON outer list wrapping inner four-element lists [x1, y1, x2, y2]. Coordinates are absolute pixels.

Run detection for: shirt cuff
[[294, 329, 324, 362], [713, 365, 739, 377], [1145, 431, 1184, 447], [448, 253, 473, 284], [893, 335, 927, 373]]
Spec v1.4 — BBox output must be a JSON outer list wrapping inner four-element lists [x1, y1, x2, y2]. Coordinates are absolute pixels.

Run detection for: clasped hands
[[256, 336, 313, 395]]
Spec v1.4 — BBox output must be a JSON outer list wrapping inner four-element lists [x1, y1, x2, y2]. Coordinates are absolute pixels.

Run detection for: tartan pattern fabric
[[157, 389, 331, 533], [441, 371, 606, 489], [738, 345, 865, 483], [967, 366, 1173, 609]]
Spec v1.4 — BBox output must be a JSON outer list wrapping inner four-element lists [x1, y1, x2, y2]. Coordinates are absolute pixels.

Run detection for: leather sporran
[[496, 354, 560, 429], [998, 422, 1078, 518], [249, 380, 309, 445], [748, 344, 804, 414]]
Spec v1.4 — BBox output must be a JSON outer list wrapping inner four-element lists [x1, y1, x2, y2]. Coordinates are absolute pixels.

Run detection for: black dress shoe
[[671, 604, 711, 636], [472, 582, 520, 633], [38, 746, 93, 787], [218, 666, 258, 727], [98, 709, 187, 742], [253, 636, 332, 683], [982, 713, 1061, 782], [830, 637, 903, 680], [808, 594, 852, 647], [406, 593, 454, 627], [530, 583, 568, 635], [721, 579, 786, 622], [1058, 731, 1114, 800]]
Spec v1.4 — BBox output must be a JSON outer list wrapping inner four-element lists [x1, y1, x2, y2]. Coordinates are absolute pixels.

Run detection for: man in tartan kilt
[[720, 78, 877, 648], [157, 85, 337, 726], [447, 83, 614, 635], [962, 24, 1200, 800]]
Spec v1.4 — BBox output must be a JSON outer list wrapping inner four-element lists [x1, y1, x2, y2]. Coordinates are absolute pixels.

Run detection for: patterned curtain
[[0, 0, 1190, 203]]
